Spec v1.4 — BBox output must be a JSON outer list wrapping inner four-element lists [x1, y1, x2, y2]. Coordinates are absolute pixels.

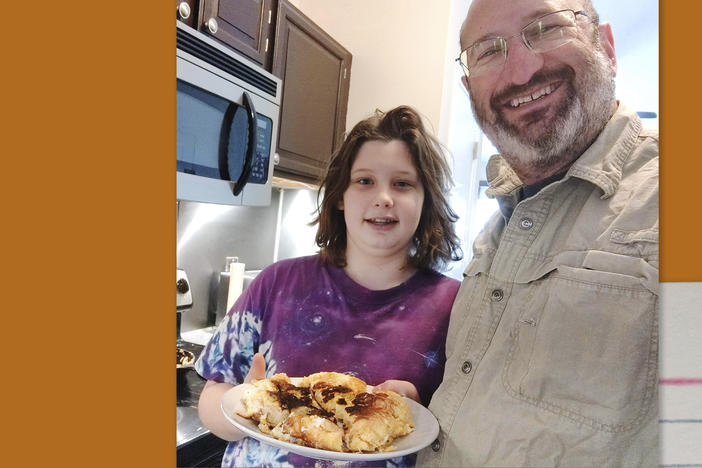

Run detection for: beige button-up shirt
[[418, 103, 659, 467]]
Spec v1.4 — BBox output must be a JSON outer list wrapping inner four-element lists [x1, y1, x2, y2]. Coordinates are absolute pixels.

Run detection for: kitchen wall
[[176, 186, 319, 333]]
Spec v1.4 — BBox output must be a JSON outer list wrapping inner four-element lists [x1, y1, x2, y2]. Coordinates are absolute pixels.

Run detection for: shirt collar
[[485, 102, 643, 200]]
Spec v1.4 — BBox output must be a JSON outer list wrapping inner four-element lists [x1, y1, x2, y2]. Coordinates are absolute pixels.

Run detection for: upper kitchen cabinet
[[176, 0, 198, 28], [272, 0, 352, 182], [199, 0, 277, 70]]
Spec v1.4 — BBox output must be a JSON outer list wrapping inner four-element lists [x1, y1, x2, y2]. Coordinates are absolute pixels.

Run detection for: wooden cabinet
[[199, 0, 277, 70], [176, 0, 199, 28], [175, 0, 352, 183], [271, 0, 352, 182]]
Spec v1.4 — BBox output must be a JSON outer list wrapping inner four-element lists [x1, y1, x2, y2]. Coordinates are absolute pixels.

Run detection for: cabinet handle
[[206, 18, 219, 34], [268, 10, 272, 24], [343, 68, 347, 79], [273, 152, 280, 166], [265, 38, 269, 53], [177, 2, 191, 20]]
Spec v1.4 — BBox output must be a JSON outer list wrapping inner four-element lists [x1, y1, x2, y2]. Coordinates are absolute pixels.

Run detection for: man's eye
[[475, 44, 503, 62], [478, 48, 500, 59], [536, 22, 559, 34]]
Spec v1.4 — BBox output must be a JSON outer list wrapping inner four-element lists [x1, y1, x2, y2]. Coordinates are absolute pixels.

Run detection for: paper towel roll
[[226, 260, 245, 312]]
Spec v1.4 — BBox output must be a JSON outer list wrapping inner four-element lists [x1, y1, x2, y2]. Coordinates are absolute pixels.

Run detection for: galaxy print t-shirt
[[195, 254, 460, 468]]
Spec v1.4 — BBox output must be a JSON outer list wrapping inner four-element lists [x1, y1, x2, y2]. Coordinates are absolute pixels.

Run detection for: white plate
[[220, 379, 440, 462]]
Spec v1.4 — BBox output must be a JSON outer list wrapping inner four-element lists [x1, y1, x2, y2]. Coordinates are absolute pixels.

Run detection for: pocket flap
[[581, 250, 658, 295], [512, 250, 658, 295], [610, 227, 658, 244]]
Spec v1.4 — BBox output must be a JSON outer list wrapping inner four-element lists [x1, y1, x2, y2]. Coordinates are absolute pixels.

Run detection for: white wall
[[594, 0, 659, 127], [291, 0, 451, 134]]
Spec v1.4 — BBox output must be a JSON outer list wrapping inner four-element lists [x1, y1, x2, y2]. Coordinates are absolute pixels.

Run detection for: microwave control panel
[[248, 115, 273, 185]]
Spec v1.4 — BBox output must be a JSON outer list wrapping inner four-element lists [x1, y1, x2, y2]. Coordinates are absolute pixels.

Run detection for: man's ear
[[598, 22, 617, 75], [460, 74, 470, 92]]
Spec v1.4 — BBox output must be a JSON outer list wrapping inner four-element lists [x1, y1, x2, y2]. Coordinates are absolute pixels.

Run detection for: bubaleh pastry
[[236, 371, 414, 453]]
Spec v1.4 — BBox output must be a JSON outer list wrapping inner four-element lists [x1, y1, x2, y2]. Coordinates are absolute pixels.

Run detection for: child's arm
[[197, 353, 267, 441]]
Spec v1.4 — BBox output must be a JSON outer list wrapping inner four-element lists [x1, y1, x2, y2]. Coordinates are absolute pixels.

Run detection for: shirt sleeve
[[194, 273, 267, 384]]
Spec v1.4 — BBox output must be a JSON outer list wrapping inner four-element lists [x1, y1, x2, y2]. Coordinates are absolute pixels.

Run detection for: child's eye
[[394, 181, 411, 188], [357, 178, 373, 185]]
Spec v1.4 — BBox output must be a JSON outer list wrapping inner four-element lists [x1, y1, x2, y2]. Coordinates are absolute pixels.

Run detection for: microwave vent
[[177, 28, 278, 98]]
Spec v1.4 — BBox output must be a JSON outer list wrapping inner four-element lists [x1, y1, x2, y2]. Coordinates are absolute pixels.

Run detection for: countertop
[[177, 328, 215, 448]]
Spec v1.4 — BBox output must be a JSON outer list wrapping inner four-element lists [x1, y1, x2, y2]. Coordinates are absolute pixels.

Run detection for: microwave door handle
[[231, 92, 257, 196], [218, 102, 236, 181]]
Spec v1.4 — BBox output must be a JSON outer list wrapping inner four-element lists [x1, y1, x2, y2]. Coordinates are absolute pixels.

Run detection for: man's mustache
[[490, 67, 575, 110]]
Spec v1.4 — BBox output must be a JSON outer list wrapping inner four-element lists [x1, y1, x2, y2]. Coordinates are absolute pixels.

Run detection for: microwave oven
[[176, 21, 281, 206]]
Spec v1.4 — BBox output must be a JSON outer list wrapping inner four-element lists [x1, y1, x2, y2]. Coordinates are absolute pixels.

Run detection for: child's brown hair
[[313, 105, 463, 271]]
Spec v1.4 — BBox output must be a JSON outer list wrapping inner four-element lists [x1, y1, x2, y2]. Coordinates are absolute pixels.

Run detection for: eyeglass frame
[[455, 9, 591, 79]]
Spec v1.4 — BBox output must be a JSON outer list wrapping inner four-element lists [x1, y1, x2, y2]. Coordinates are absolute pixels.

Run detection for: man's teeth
[[509, 84, 554, 108]]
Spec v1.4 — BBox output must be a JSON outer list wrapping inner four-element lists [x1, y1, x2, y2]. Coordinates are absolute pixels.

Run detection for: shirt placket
[[476, 191, 551, 362], [435, 190, 552, 463]]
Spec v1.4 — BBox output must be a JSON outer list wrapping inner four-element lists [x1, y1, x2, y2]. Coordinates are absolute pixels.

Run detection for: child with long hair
[[196, 105, 463, 467]]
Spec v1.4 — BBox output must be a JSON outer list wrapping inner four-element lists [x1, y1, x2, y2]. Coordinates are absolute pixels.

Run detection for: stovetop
[[176, 340, 210, 447], [177, 341, 205, 407]]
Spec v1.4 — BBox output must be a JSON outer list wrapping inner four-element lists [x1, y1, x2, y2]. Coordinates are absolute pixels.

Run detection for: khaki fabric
[[418, 104, 659, 468]]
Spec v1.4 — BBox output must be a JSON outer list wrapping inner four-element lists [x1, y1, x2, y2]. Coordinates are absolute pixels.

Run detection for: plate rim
[[220, 379, 439, 461]]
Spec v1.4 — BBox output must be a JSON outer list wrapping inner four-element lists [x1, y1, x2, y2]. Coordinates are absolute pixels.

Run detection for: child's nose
[[374, 190, 394, 207]]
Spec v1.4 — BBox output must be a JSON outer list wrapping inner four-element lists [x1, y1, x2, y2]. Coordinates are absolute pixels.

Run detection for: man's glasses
[[456, 9, 590, 79]]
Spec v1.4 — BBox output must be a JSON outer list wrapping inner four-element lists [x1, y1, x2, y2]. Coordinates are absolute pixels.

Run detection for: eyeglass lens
[[461, 10, 580, 77]]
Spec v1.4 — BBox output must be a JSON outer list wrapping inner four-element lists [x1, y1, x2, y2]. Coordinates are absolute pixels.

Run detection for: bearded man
[[418, 0, 659, 466]]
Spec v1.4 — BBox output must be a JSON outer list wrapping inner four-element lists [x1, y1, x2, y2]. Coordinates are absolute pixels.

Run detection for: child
[[195, 105, 463, 467]]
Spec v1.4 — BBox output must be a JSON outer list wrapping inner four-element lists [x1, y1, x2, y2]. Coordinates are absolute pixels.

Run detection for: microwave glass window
[[177, 80, 228, 179], [177, 80, 272, 185]]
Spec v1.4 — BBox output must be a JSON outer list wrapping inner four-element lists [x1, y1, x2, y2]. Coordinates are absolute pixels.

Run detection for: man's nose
[[500, 36, 544, 85]]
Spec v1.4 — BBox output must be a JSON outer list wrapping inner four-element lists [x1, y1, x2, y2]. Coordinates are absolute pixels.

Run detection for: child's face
[[339, 139, 425, 263]]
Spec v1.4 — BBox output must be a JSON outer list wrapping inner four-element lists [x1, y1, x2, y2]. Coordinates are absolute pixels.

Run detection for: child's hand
[[244, 353, 266, 383], [373, 379, 420, 403]]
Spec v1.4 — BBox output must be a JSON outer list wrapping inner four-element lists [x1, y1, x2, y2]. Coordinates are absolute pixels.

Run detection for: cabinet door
[[272, 0, 352, 182], [176, 0, 198, 28], [200, 0, 276, 70]]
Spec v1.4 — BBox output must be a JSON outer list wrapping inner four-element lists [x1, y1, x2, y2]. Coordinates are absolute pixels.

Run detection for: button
[[519, 217, 534, 230], [461, 361, 472, 374], [490, 289, 504, 302], [431, 438, 441, 451]]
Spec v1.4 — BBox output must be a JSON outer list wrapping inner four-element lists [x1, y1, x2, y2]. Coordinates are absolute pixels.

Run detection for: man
[[418, 0, 658, 466]]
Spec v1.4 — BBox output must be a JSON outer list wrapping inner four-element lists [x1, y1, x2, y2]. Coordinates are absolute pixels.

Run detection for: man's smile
[[507, 82, 560, 108], [489, 67, 574, 118], [492, 76, 571, 129]]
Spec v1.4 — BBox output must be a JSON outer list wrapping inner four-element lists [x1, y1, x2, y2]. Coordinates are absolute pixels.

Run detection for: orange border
[[660, 0, 699, 281], [5, 3, 174, 466]]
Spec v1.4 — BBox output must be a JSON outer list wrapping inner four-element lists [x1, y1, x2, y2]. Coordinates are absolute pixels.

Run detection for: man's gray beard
[[471, 45, 616, 178]]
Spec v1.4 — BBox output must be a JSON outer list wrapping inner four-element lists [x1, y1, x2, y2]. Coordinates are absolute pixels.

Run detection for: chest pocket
[[502, 250, 658, 432]]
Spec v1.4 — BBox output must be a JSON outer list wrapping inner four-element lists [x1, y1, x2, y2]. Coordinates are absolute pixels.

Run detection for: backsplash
[[176, 187, 319, 332]]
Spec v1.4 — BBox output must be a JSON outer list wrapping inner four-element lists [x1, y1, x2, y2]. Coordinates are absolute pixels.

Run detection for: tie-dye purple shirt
[[195, 254, 460, 467]]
